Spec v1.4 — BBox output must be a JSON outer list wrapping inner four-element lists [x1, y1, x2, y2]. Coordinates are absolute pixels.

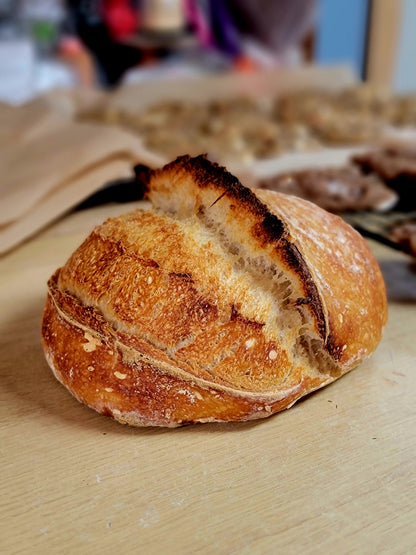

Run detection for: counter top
[[1, 201, 415, 553]]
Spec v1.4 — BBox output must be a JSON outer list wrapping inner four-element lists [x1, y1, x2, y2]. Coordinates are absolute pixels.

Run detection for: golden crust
[[41, 156, 387, 426], [42, 277, 323, 427], [255, 189, 387, 365]]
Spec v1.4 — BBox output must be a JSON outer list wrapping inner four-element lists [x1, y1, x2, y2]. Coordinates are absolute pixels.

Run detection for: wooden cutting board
[[0, 201, 415, 554]]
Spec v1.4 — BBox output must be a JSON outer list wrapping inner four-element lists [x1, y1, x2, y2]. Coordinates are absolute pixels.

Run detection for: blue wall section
[[316, 0, 369, 78]]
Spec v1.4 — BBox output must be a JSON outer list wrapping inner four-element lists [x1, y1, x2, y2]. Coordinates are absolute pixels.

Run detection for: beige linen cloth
[[0, 97, 164, 255]]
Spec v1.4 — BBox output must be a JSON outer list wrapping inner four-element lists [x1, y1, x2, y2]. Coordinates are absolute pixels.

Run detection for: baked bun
[[41, 155, 387, 427]]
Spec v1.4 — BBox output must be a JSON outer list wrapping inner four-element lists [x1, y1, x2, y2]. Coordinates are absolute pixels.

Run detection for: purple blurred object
[[208, 0, 243, 57], [184, 0, 215, 48]]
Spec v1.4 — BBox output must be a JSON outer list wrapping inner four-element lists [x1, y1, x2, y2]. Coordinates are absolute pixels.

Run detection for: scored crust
[[41, 155, 387, 426]]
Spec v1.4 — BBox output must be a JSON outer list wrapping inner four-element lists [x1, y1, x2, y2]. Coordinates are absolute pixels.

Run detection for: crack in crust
[[143, 154, 329, 346]]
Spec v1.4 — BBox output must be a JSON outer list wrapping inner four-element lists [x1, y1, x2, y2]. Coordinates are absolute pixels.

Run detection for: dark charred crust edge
[[133, 163, 153, 195], [279, 239, 327, 340], [147, 155, 329, 345], [148, 155, 286, 239], [325, 332, 343, 361]]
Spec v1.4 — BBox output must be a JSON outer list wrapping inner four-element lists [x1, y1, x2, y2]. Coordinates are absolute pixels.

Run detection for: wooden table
[[1, 202, 415, 554]]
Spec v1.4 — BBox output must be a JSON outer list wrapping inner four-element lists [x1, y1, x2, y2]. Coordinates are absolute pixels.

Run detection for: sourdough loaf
[[41, 155, 387, 427]]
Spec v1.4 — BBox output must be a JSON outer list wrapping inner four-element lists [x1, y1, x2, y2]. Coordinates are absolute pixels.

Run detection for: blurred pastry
[[352, 146, 416, 211], [257, 165, 398, 213], [390, 219, 416, 256]]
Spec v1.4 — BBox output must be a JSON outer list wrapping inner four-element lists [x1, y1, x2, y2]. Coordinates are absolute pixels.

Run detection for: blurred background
[[0, 0, 414, 104], [1, 1, 416, 266]]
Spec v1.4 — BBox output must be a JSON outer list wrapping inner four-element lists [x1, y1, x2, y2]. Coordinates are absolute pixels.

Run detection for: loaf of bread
[[41, 155, 387, 427]]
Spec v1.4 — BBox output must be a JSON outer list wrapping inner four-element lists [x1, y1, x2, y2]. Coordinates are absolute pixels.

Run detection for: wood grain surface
[[1, 202, 415, 554]]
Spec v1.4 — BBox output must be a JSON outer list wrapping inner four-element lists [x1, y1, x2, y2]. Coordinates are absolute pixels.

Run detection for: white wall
[[394, 0, 416, 92]]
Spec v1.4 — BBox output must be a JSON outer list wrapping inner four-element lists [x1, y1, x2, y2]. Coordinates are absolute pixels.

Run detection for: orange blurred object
[[233, 55, 257, 72]]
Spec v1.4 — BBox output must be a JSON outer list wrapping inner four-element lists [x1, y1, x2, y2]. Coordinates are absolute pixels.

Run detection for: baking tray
[[343, 210, 416, 256]]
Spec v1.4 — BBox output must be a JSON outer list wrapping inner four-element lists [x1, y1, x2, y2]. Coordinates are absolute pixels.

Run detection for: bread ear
[[146, 155, 329, 339], [42, 156, 387, 426]]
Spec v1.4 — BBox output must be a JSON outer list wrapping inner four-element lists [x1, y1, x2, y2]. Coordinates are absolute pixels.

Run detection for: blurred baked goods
[[80, 97, 321, 163], [79, 83, 416, 164], [275, 85, 391, 145], [276, 85, 416, 145], [390, 219, 416, 256], [391, 95, 416, 127], [257, 165, 398, 213], [352, 146, 416, 211]]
